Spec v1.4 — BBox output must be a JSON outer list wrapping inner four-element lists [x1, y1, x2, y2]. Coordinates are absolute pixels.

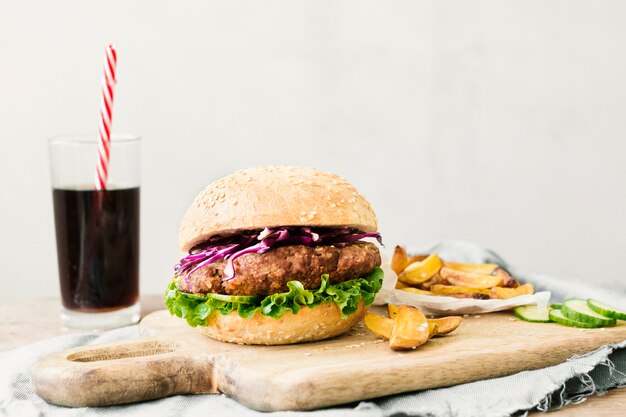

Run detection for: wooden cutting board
[[31, 308, 626, 411]]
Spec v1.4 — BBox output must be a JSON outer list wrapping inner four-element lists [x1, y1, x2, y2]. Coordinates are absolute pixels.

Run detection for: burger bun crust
[[199, 301, 365, 345], [179, 166, 377, 252]]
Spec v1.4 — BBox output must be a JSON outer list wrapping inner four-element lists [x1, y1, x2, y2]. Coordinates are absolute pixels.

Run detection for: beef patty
[[177, 242, 381, 296]]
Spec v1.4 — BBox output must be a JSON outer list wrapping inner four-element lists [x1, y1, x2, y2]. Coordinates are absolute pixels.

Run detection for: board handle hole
[[67, 341, 178, 362]]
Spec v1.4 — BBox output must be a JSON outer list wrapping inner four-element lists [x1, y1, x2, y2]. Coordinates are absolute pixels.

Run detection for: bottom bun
[[199, 301, 365, 345]]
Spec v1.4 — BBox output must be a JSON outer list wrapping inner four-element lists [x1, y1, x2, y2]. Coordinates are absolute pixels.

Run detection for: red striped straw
[[94, 44, 118, 190]]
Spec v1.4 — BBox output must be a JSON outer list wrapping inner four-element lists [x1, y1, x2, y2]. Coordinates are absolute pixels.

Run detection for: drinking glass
[[49, 134, 140, 328]]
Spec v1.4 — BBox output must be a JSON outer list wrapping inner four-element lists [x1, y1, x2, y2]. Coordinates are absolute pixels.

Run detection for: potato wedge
[[493, 268, 519, 287], [395, 280, 410, 289], [502, 277, 520, 288], [364, 313, 393, 339], [387, 305, 460, 338], [489, 283, 535, 299], [389, 303, 433, 324], [446, 275, 503, 289], [440, 267, 503, 289], [443, 293, 490, 299], [408, 254, 429, 264], [442, 261, 499, 275], [390, 305, 430, 350], [398, 254, 442, 285], [430, 284, 490, 296], [391, 245, 409, 275], [428, 316, 462, 335], [387, 304, 399, 319], [492, 267, 511, 278], [428, 322, 438, 338], [400, 287, 434, 296], [419, 274, 446, 289]]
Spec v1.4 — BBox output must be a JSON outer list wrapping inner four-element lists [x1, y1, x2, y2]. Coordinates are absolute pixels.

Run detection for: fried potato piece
[[446, 275, 503, 289], [388, 305, 462, 337], [419, 274, 447, 289], [388, 304, 437, 338], [428, 322, 438, 338], [390, 305, 430, 350], [380, 304, 463, 339], [368, 306, 436, 340], [428, 316, 462, 335], [493, 267, 510, 278], [408, 254, 429, 264], [387, 304, 399, 318], [440, 267, 503, 289], [398, 254, 442, 285], [395, 280, 410, 289], [364, 313, 393, 339], [430, 285, 490, 296], [443, 293, 490, 299], [442, 261, 499, 275], [489, 283, 535, 299], [391, 245, 409, 275], [502, 278, 521, 288], [400, 287, 434, 296], [461, 293, 488, 299], [492, 268, 519, 287]]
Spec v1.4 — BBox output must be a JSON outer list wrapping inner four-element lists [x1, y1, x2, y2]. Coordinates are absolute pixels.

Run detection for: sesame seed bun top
[[178, 166, 378, 252]]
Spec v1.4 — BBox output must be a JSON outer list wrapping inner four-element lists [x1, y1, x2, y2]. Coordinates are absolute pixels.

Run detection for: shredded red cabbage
[[175, 227, 382, 283]]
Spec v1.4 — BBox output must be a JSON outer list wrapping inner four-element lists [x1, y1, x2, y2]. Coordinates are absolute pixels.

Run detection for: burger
[[165, 166, 383, 345]]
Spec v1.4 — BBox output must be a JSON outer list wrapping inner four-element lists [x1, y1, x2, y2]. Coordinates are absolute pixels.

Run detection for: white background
[[1, 1, 625, 303]]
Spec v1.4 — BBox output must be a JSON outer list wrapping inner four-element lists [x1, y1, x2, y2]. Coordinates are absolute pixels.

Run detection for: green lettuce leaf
[[164, 267, 383, 327]]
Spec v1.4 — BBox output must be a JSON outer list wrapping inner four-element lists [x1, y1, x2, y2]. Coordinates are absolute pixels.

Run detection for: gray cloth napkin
[[1, 241, 625, 417]]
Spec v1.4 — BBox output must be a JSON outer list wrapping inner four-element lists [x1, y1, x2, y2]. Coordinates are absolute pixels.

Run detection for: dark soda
[[52, 187, 140, 312]]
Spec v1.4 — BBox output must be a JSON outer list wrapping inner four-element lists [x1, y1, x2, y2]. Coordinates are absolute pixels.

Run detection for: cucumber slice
[[550, 303, 562, 310], [562, 299, 616, 327], [181, 291, 208, 300], [587, 299, 626, 321], [209, 293, 260, 304], [549, 308, 602, 328], [514, 305, 552, 323]]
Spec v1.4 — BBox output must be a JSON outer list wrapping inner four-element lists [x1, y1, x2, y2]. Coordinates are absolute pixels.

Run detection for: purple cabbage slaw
[[174, 227, 382, 283]]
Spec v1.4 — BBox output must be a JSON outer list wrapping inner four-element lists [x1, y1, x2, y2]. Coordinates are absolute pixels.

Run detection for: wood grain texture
[[30, 307, 626, 412]]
